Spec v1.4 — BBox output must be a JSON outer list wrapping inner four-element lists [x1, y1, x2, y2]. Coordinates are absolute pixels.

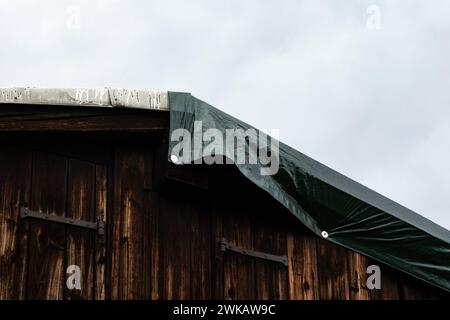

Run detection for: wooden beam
[[0, 105, 169, 132]]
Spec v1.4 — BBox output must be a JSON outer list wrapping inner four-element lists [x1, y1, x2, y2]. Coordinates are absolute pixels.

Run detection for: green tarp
[[168, 91, 450, 293]]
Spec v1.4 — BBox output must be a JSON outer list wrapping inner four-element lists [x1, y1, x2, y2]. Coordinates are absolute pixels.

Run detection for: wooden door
[[0, 144, 108, 300]]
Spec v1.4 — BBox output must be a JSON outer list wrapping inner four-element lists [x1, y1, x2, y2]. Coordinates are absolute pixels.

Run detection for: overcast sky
[[1, 0, 449, 230]]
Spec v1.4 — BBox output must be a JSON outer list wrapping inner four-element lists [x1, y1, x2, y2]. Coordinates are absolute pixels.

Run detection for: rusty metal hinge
[[20, 206, 105, 236], [218, 237, 288, 267]]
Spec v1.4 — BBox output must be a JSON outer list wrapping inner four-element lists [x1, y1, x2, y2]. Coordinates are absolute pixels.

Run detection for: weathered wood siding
[[0, 141, 448, 300], [0, 144, 107, 299]]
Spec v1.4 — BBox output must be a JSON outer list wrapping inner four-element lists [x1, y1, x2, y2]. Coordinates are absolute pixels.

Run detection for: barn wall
[[0, 141, 448, 300], [208, 167, 449, 300]]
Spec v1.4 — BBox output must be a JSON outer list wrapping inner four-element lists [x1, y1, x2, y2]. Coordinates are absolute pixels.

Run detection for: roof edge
[[0, 87, 169, 110]]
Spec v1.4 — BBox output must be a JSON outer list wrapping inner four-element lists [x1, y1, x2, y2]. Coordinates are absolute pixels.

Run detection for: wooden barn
[[0, 88, 449, 300]]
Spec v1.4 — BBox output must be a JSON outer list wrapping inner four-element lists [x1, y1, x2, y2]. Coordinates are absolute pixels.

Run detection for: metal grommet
[[321, 231, 329, 239], [170, 154, 179, 164]]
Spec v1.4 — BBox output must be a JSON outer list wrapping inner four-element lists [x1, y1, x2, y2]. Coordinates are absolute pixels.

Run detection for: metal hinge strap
[[20, 206, 105, 236], [218, 237, 288, 267]]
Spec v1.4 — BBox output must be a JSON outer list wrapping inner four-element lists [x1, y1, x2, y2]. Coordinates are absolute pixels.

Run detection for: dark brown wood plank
[[165, 163, 209, 190], [190, 198, 212, 299], [211, 168, 257, 300], [286, 231, 319, 300], [0, 146, 32, 299], [158, 194, 192, 299], [27, 151, 68, 299], [112, 146, 146, 299], [368, 261, 401, 300], [106, 164, 116, 299], [144, 192, 159, 300], [142, 146, 157, 299], [0, 107, 168, 132], [222, 208, 255, 300], [109, 147, 125, 299], [95, 165, 107, 300], [211, 192, 224, 300], [152, 134, 208, 191], [398, 273, 449, 300], [253, 212, 288, 300], [347, 251, 370, 300], [18, 142, 113, 165], [65, 159, 96, 300], [316, 238, 350, 299]]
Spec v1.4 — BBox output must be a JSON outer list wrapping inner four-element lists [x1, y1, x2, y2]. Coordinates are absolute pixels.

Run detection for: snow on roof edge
[[0, 88, 169, 111]]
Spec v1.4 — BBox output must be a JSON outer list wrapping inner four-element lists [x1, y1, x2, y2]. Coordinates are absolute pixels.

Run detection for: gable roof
[[1, 88, 449, 292]]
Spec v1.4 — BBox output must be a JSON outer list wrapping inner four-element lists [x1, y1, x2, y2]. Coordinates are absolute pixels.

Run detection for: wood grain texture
[[398, 273, 449, 300], [253, 212, 288, 300], [368, 261, 401, 300], [286, 231, 319, 300], [1, 140, 449, 300], [217, 170, 256, 300], [222, 212, 255, 300], [347, 251, 370, 300], [95, 165, 107, 300], [158, 194, 192, 299], [142, 149, 159, 300], [144, 192, 159, 300], [112, 146, 146, 299], [109, 149, 123, 299], [212, 168, 291, 300], [65, 159, 96, 300], [0, 106, 168, 132], [0, 146, 32, 299], [27, 151, 68, 300], [211, 208, 224, 300], [316, 238, 350, 300], [190, 197, 212, 299]]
